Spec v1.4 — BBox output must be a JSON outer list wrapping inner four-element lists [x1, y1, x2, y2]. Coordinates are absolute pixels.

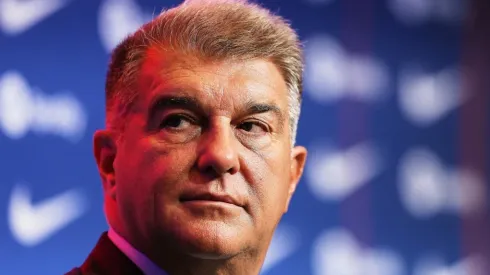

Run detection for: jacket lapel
[[79, 232, 145, 275]]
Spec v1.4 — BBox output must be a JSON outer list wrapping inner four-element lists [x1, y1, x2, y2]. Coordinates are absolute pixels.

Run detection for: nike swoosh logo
[[7, 183, 88, 247], [0, 0, 70, 35], [307, 142, 382, 201]]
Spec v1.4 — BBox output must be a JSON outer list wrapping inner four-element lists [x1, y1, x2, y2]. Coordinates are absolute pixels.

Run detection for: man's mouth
[[180, 192, 243, 207]]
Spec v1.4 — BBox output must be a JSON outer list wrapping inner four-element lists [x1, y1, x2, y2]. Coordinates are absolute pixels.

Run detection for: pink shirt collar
[[108, 227, 168, 275]]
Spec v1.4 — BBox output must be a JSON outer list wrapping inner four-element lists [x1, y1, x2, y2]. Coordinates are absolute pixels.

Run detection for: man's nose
[[197, 124, 240, 177]]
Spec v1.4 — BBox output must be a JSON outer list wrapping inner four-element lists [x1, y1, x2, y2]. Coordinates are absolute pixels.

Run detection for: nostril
[[200, 165, 218, 179]]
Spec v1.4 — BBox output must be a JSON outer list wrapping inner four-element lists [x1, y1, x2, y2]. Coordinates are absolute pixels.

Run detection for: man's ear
[[284, 145, 307, 213], [93, 129, 118, 200]]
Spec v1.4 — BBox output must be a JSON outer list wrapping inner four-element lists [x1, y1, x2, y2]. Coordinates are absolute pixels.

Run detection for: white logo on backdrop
[[307, 142, 383, 201], [312, 228, 406, 275], [0, 71, 87, 142], [0, 0, 71, 35], [98, 0, 153, 52], [8, 183, 88, 247], [304, 35, 389, 103], [398, 147, 487, 219], [399, 66, 466, 127]]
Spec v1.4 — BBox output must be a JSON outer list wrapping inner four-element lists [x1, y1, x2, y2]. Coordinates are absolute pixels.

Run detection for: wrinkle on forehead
[[137, 47, 289, 117]]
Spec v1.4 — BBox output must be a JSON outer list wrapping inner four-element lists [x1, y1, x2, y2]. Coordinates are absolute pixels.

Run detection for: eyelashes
[[156, 113, 273, 149], [160, 114, 269, 133], [160, 114, 197, 131], [236, 120, 269, 135]]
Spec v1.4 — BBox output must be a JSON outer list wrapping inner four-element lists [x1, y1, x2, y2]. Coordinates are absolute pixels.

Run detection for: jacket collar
[[80, 231, 144, 275]]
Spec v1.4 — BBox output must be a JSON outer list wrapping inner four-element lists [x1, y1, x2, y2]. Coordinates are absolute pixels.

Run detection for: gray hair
[[105, 0, 304, 145]]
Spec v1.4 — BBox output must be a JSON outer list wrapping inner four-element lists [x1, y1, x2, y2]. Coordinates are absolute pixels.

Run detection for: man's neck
[[163, 256, 263, 275], [146, 242, 267, 275]]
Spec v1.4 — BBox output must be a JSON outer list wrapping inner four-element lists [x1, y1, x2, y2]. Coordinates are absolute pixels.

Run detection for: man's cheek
[[149, 153, 190, 186]]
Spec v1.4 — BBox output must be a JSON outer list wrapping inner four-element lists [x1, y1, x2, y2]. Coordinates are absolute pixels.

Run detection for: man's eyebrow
[[148, 94, 286, 123], [149, 95, 204, 117], [244, 101, 285, 124]]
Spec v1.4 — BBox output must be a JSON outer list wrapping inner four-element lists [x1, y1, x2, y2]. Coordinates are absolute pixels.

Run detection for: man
[[67, 0, 307, 274]]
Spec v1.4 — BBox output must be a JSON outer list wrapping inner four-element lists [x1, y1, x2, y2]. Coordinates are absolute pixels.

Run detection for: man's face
[[97, 48, 306, 260]]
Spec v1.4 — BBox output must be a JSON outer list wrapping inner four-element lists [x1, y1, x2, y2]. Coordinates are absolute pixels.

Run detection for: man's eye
[[160, 115, 193, 129], [238, 121, 268, 134]]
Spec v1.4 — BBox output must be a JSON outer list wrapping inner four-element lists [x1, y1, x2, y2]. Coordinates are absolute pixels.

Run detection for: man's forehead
[[136, 48, 289, 111], [142, 48, 281, 84]]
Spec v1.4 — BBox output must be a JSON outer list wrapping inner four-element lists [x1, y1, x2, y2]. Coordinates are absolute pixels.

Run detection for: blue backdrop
[[1, 0, 489, 274]]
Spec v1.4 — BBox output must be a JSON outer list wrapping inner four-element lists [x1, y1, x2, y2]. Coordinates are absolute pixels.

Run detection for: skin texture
[[93, 47, 307, 275]]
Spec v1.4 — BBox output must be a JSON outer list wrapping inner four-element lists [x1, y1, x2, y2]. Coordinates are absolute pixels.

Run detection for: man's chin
[[170, 220, 249, 259]]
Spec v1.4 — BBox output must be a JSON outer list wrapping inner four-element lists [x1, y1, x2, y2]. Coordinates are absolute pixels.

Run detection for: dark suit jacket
[[65, 232, 144, 275]]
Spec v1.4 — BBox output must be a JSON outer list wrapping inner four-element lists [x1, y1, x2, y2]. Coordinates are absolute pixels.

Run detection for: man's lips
[[179, 192, 243, 207]]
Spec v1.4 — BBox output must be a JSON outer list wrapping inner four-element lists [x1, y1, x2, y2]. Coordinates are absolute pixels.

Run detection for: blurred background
[[0, 0, 489, 274]]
